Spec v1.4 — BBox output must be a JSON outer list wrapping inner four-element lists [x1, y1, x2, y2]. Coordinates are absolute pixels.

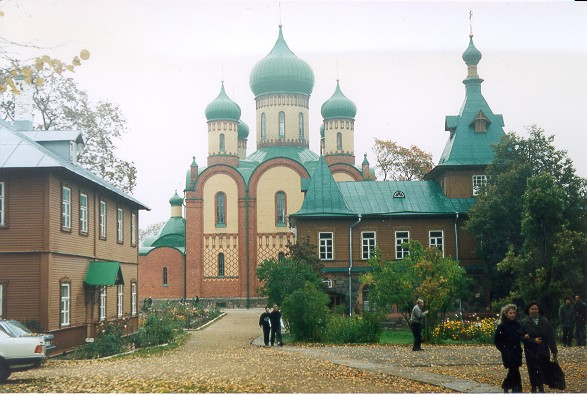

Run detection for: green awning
[[84, 261, 124, 286]]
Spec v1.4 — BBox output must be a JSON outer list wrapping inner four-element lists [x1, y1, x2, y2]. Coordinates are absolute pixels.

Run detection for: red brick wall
[[138, 247, 185, 301]]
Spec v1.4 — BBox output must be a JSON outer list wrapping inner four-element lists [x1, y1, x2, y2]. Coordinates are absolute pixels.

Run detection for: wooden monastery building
[[0, 78, 149, 353]]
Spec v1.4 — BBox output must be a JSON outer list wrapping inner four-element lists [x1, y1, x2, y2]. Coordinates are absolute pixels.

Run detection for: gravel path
[[3, 308, 585, 393]]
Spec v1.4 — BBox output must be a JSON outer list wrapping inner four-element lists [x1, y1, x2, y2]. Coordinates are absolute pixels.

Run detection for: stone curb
[[251, 336, 502, 393]]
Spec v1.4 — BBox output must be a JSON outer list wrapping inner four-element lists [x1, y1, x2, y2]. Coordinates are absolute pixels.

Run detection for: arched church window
[[218, 253, 225, 277], [279, 112, 285, 139], [162, 267, 168, 286], [298, 113, 304, 139], [261, 113, 266, 140], [219, 134, 225, 152], [216, 192, 226, 226], [276, 191, 286, 226], [337, 132, 343, 150]]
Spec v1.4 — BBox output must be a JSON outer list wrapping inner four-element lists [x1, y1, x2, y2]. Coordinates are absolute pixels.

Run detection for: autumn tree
[[0, 69, 137, 193], [372, 138, 434, 181], [361, 242, 468, 338], [466, 126, 587, 306]]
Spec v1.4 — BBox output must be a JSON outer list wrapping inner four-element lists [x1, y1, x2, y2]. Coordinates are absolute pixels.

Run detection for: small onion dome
[[320, 80, 357, 120], [250, 25, 315, 97], [205, 81, 241, 121], [237, 119, 249, 139], [462, 35, 482, 66], [169, 190, 183, 206], [320, 123, 325, 138], [362, 153, 369, 165]]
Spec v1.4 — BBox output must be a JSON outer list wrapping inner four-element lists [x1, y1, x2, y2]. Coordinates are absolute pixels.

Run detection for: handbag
[[545, 361, 566, 390]]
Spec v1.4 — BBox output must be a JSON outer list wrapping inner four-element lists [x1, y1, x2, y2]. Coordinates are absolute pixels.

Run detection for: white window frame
[[131, 213, 137, 247], [0, 181, 4, 226], [261, 113, 266, 140], [131, 283, 137, 315], [362, 231, 376, 260], [99, 286, 107, 321], [60, 283, 70, 326], [117, 207, 124, 243], [79, 193, 88, 234], [472, 175, 488, 196], [395, 231, 410, 259], [298, 112, 304, 139], [429, 230, 444, 257], [62, 186, 71, 229], [319, 232, 334, 260], [99, 200, 107, 239], [117, 284, 124, 318]]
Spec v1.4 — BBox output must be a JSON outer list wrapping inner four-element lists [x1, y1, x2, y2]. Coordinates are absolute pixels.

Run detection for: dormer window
[[393, 191, 405, 198], [473, 111, 489, 133]]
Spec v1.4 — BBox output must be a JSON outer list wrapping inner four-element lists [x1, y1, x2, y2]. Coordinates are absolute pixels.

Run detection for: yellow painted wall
[[256, 166, 304, 233], [255, 94, 309, 144], [203, 174, 239, 233], [333, 173, 355, 182], [208, 121, 239, 156], [324, 119, 354, 155]]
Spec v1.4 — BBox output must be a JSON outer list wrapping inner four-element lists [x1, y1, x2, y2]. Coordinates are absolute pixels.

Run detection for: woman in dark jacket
[[494, 304, 523, 393], [521, 300, 558, 393]]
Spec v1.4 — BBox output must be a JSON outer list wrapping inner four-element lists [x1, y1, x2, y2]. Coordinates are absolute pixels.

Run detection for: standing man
[[259, 306, 271, 347], [269, 304, 283, 347], [575, 294, 587, 346], [558, 296, 574, 347], [410, 298, 428, 351]]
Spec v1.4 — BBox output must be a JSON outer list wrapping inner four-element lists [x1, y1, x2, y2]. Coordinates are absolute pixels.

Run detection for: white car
[[0, 321, 47, 383]]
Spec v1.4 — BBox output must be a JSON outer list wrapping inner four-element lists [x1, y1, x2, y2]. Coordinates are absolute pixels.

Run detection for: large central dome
[[249, 26, 315, 97]]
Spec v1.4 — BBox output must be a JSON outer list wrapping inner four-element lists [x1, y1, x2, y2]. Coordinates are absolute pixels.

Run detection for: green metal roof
[[237, 119, 249, 139], [187, 146, 320, 191], [169, 191, 183, 206], [321, 80, 357, 120], [437, 35, 504, 168], [142, 216, 186, 249], [205, 82, 241, 121], [293, 156, 355, 217], [292, 157, 475, 219], [337, 180, 475, 215], [84, 261, 124, 286], [249, 25, 315, 97]]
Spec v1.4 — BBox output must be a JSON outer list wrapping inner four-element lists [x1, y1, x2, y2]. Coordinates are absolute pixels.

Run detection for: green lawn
[[379, 330, 413, 345]]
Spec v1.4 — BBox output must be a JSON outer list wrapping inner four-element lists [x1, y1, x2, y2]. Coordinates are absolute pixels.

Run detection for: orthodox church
[[139, 24, 504, 310]]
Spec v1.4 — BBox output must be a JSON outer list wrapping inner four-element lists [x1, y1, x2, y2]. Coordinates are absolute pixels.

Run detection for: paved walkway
[[7, 308, 583, 393], [251, 320, 502, 393]]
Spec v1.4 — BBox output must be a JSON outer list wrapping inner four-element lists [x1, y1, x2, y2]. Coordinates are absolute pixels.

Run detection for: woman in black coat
[[521, 300, 558, 393], [494, 304, 523, 393]]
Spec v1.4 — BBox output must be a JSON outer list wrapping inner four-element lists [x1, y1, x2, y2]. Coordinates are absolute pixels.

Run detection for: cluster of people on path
[[259, 304, 284, 347], [494, 301, 560, 393], [411, 295, 586, 393], [558, 294, 587, 347]]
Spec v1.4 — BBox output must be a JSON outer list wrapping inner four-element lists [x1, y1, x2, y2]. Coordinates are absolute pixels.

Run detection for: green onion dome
[[462, 35, 482, 66], [237, 119, 249, 139], [321, 80, 357, 120], [250, 25, 314, 97], [205, 81, 241, 121], [169, 190, 183, 206]]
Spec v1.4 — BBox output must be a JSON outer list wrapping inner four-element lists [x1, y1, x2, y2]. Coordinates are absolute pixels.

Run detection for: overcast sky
[[2, 0, 586, 228]]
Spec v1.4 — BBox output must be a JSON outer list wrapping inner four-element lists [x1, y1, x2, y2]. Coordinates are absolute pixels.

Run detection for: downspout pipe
[[454, 212, 461, 321], [245, 188, 250, 308], [348, 215, 362, 316]]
